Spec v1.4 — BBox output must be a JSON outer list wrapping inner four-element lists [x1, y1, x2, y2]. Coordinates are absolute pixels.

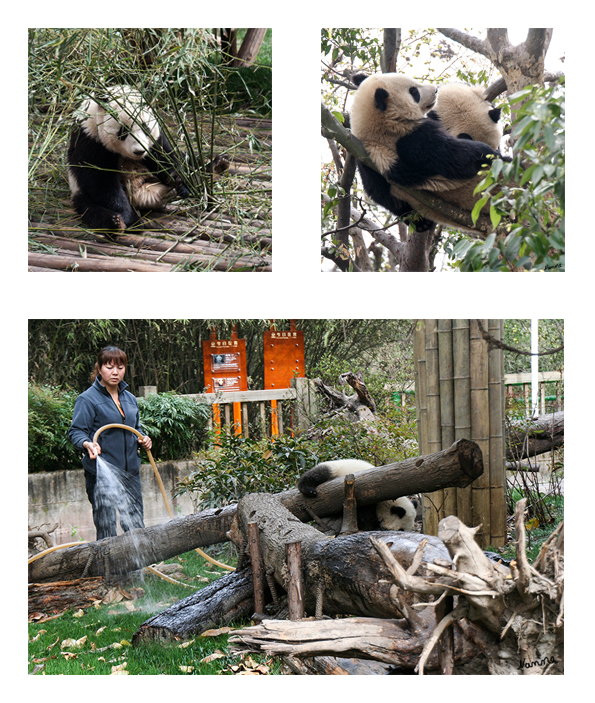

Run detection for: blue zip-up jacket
[[68, 377, 145, 475]]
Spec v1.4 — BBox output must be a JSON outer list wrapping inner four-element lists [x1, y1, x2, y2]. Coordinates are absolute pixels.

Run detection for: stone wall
[[28, 461, 197, 544]]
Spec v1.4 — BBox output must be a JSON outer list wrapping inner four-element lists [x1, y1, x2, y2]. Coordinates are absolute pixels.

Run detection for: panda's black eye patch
[[374, 87, 389, 112], [117, 126, 129, 140], [409, 86, 421, 103]]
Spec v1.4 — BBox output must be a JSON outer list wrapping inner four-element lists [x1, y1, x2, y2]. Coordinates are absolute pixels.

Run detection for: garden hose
[[93, 423, 234, 571], [28, 541, 88, 564]]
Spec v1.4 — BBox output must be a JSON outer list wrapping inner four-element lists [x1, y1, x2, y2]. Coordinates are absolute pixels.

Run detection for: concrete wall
[[28, 461, 197, 544]]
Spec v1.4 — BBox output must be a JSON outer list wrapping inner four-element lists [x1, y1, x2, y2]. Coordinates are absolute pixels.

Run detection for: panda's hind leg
[[208, 154, 230, 175], [71, 193, 128, 230], [72, 181, 143, 231]]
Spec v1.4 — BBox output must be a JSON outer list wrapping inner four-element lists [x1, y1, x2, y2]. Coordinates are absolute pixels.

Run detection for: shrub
[[28, 384, 80, 473], [175, 432, 319, 510], [137, 393, 211, 461]]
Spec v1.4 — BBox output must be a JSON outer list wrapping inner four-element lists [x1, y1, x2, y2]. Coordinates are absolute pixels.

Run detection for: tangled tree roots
[[373, 497, 563, 674]]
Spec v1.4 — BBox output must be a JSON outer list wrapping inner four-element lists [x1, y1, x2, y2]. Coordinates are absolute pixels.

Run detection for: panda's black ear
[[374, 88, 389, 112], [352, 72, 369, 87], [391, 506, 407, 519], [489, 107, 502, 124]]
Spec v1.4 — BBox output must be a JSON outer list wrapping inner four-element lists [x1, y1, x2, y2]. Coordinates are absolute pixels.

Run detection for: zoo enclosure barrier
[[139, 377, 320, 440]]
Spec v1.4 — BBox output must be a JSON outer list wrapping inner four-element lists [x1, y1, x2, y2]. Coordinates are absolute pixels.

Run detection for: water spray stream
[[92, 423, 234, 571]]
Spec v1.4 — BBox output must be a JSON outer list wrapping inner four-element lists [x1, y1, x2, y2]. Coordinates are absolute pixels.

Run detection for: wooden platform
[[28, 117, 272, 272]]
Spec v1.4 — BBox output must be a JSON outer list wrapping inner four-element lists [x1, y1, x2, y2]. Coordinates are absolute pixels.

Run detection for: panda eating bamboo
[[67, 85, 228, 231]]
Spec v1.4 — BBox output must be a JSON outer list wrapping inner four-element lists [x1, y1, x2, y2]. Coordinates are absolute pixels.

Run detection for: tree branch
[[438, 28, 491, 58]]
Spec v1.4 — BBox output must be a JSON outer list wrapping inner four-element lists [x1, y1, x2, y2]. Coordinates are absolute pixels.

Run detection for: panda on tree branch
[[349, 73, 511, 234]]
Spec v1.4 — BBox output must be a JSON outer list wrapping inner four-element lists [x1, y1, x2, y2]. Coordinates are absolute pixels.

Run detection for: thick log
[[507, 411, 564, 460], [29, 440, 481, 583], [28, 577, 108, 617], [28, 505, 236, 583], [132, 567, 254, 644], [236, 493, 452, 619], [280, 438, 483, 523], [283, 656, 392, 675]]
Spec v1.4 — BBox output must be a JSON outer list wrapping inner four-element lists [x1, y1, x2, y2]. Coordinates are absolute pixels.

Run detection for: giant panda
[[67, 85, 191, 231], [349, 73, 508, 233], [297, 459, 417, 532], [427, 83, 503, 150]]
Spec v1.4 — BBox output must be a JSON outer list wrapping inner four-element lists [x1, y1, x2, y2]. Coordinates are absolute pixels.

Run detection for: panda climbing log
[[297, 459, 417, 532]]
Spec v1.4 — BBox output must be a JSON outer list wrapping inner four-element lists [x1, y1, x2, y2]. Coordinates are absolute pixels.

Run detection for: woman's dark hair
[[91, 346, 128, 382]]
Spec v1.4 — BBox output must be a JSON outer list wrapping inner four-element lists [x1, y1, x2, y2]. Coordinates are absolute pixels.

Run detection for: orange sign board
[[202, 327, 248, 394], [264, 323, 305, 390]]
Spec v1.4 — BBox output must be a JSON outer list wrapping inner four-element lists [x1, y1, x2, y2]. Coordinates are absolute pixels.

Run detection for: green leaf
[[471, 196, 489, 224]]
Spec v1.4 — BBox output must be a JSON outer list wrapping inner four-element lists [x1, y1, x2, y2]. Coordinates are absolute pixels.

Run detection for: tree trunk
[[29, 440, 482, 583], [229, 615, 480, 670], [506, 411, 564, 460], [230, 499, 563, 674], [288, 438, 483, 524], [28, 577, 108, 617], [133, 493, 452, 642], [132, 568, 254, 644], [232, 29, 267, 67], [235, 493, 452, 620], [28, 505, 236, 583]]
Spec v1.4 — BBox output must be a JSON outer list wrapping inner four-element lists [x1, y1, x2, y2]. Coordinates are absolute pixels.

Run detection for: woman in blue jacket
[[69, 346, 152, 540]]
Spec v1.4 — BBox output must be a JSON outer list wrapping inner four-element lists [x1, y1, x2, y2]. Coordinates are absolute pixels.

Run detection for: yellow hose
[[28, 541, 87, 564], [93, 423, 234, 571]]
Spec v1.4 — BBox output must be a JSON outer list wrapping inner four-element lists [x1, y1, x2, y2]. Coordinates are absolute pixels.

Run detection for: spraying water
[[94, 455, 144, 538]]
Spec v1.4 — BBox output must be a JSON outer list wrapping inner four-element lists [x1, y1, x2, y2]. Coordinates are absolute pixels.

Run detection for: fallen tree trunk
[[235, 493, 451, 619], [132, 493, 453, 642], [506, 411, 564, 460], [28, 505, 237, 583], [29, 440, 482, 583], [28, 577, 108, 618], [285, 437, 483, 524], [230, 498, 563, 674], [132, 567, 254, 644]]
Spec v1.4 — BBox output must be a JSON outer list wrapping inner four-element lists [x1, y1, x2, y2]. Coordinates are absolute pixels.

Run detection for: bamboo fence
[[414, 319, 506, 547]]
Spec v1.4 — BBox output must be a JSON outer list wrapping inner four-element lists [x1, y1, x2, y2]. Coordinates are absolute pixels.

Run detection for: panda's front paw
[[174, 177, 190, 199]]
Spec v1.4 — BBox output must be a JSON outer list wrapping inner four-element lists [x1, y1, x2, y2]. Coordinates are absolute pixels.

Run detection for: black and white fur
[[67, 85, 190, 231], [427, 83, 503, 150], [349, 73, 508, 232], [297, 459, 417, 532]]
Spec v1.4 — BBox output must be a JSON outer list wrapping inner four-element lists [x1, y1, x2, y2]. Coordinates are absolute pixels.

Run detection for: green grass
[[29, 549, 284, 675]]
